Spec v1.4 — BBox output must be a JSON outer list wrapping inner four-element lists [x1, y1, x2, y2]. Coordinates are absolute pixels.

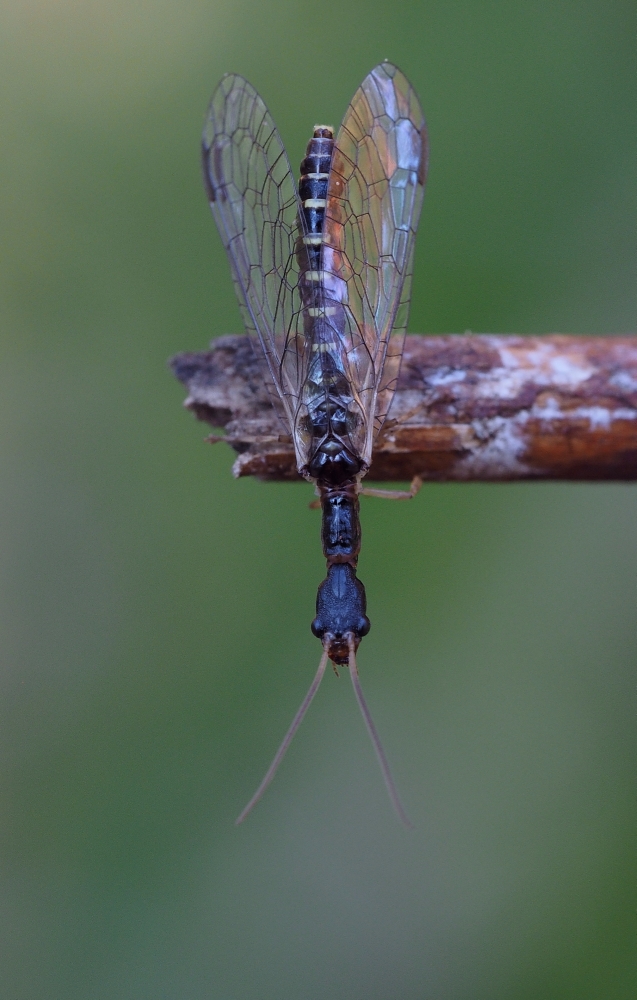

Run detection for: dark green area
[[0, 2, 635, 997]]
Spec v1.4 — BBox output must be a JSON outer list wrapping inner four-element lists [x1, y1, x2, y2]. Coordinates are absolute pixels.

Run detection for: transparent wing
[[202, 74, 310, 432], [323, 62, 428, 465]]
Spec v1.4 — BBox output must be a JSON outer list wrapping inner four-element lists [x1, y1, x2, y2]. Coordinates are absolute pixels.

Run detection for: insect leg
[[359, 475, 423, 501]]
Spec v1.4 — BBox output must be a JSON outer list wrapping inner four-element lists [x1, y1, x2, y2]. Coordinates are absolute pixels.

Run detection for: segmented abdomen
[[297, 126, 333, 301], [296, 127, 363, 484], [297, 127, 347, 339]]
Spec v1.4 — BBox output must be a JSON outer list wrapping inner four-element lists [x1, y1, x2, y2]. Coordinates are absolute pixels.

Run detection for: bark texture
[[170, 334, 637, 481]]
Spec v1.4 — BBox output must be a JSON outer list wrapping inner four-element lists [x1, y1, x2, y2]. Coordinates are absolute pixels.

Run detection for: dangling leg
[[359, 474, 423, 501], [235, 648, 330, 824], [347, 636, 413, 828]]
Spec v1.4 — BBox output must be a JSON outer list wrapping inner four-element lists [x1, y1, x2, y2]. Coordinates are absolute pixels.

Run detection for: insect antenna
[[347, 636, 413, 829], [235, 647, 330, 824]]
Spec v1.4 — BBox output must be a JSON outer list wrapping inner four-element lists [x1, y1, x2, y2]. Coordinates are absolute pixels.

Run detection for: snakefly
[[202, 62, 427, 824]]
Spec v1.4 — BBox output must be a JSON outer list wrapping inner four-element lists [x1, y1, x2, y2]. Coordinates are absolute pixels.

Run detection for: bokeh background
[[1, 2, 635, 997]]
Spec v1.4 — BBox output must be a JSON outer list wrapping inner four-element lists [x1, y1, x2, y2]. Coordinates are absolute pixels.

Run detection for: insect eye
[[358, 616, 371, 637], [311, 617, 325, 638]]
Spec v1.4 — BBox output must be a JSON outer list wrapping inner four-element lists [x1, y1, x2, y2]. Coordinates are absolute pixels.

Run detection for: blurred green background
[[0, 2, 635, 997]]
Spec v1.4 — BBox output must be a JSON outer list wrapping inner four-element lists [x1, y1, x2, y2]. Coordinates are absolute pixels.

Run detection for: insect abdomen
[[297, 127, 333, 304], [297, 128, 362, 485], [299, 129, 333, 234]]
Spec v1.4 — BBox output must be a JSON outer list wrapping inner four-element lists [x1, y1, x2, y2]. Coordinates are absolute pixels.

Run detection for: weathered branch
[[170, 334, 637, 481]]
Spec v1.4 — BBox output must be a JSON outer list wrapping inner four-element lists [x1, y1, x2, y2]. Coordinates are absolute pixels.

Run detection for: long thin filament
[[347, 636, 413, 828], [235, 647, 330, 824]]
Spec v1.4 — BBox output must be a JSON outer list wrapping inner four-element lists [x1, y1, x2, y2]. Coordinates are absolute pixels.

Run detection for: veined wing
[[323, 62, 428, 466], [202, 74, 310, 431]]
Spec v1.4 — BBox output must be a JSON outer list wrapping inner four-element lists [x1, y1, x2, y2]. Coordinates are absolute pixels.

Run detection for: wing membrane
[[203, 65, 427, 476], [324, 62, 428, 464], [202, 74, 309, 430]]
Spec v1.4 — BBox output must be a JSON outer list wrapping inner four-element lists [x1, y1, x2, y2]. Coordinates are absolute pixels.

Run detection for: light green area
[[0, 2, 635, 997]]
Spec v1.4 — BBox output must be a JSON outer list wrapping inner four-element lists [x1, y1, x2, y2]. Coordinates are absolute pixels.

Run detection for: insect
[[202, 62, 427, 825]]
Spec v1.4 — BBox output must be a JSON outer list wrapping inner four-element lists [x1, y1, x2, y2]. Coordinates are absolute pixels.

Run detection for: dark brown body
[[200, 64, 425, 824], [296, 129, 370, 665], [312, 482, 369, 664]]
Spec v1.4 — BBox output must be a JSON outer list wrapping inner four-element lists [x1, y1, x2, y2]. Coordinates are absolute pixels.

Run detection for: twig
[[170, 334, 637, 481]]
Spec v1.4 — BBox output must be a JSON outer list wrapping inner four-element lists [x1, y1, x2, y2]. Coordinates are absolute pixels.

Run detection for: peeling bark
[[170, 334, 637, 482]]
